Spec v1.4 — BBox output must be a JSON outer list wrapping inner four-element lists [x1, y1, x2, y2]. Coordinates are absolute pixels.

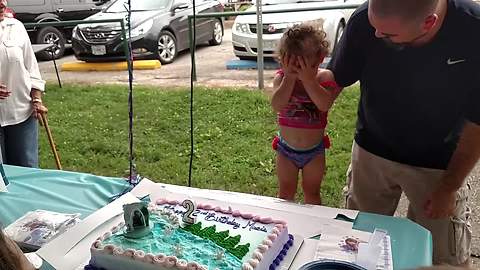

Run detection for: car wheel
[[35, 27, 66, 60], [157, 31, 177, 65], [208, 19, 223, 46], [332, 21, 345, 54]]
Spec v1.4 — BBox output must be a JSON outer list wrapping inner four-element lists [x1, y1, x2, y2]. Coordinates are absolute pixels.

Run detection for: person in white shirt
[[0, 0, 47, 168]]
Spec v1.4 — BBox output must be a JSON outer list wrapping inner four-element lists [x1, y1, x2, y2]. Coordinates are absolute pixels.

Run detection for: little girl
[[271, 23, 341, 205]]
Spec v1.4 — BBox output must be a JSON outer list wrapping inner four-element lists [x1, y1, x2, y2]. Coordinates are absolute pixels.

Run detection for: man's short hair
[[369, 0, 439, 21]]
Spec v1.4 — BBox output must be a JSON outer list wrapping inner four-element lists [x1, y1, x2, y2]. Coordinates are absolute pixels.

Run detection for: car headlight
[[72, 26, 80, 39], [302, 19, 324, 28], [265, 22, 302, 33], [289, 21, 303, 27], [234, 22, 249, 34], [130, 19, 153, 38]]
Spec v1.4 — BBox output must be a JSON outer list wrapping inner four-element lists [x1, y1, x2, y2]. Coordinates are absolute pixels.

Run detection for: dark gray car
[[71, 0, 224, 64], [8, 0, 110, 59]]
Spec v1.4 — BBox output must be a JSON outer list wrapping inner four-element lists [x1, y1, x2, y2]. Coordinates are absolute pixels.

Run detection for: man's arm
[[425, 121, 480, 218], [300, 68, 341, 112], [327, 4, 368, 88], [442, 121, 480, 192]]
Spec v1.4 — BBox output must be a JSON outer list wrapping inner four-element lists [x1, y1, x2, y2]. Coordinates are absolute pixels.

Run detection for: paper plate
[[299, 260, 367, 270], [24, 252, 43, 269]]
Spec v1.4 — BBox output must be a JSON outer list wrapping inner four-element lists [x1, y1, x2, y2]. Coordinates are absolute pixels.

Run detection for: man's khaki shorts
[[345, 142, 472, 265]]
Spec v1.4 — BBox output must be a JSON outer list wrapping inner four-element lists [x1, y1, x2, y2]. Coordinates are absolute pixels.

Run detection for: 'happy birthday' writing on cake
[[161, 205, 268, 233]]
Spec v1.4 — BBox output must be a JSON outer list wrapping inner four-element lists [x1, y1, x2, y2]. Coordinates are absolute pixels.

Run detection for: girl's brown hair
[[277, 23, 330, 60], [0, 228, 24, 270]]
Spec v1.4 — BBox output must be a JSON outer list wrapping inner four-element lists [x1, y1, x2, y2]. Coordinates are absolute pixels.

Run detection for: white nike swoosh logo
[[447, 58, 466, 65]]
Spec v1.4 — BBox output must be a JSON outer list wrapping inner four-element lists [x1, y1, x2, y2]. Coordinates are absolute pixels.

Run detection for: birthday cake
[[87, 198, 294, 270]]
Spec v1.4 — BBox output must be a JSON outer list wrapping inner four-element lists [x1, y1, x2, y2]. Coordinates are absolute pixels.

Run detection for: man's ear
[[423, 14, 438, 31]]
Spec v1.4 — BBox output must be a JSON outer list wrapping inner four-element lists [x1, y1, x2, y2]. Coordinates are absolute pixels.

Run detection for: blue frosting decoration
[[97, 214, 242, 269], [269, 234, 294, 270]]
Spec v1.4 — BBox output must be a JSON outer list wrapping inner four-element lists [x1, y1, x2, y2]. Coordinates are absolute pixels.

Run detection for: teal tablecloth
[[0, 165, 432, 269], [0, 165, 129, 226]]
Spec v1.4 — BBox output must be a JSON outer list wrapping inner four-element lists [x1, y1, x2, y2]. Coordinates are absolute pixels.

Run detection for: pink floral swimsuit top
[[277, 69, 339, 129]]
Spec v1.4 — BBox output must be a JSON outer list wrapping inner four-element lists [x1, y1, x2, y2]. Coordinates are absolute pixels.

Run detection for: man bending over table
[[328, 0, 480, 266]]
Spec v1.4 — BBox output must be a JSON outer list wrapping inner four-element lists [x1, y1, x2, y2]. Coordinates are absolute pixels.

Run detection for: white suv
[[232, 0, 362, 60]]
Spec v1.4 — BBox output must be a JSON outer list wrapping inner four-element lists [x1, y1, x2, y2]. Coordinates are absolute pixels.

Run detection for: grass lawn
[[39, 83, 359, 207]]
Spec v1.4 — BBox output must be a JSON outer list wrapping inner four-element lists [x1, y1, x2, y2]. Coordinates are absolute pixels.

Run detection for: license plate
[[263, 40, 278, 50], [91, 45, 106, 56]]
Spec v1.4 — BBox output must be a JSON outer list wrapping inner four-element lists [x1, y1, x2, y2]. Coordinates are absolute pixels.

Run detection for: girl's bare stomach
[[279, 126, 325, 149]]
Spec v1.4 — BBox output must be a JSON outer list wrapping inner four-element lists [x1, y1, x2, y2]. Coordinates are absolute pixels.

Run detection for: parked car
[[232, 0, 363, 60], [7, 0, 108, 60], [72, 0, 224, 64]]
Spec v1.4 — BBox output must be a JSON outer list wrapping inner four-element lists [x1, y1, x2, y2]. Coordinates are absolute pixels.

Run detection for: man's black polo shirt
[[328, 0, 480, 169]]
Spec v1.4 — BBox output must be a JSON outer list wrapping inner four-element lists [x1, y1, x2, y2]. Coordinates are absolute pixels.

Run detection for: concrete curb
[[61, 60, 161, 72]]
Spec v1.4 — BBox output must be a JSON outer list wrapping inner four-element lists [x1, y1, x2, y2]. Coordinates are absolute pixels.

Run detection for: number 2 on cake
[[181, 199, 196, 225]]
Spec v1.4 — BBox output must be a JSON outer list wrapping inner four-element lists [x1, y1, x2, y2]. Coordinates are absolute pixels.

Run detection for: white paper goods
[[5, 210, 80, 250], [314, 228, 393, 270]]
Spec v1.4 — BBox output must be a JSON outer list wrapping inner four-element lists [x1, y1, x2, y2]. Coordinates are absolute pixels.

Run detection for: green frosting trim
[[198, 225, 217, 238], [231, 243, 251, 259], [183, 222, 202, 234], [181, 222, 250, 259], [220, 235, 240, 250], [211, 230, 229, 245]]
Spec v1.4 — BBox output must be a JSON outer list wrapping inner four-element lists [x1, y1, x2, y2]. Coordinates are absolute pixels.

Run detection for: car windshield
[[105, 0, 171, 12]]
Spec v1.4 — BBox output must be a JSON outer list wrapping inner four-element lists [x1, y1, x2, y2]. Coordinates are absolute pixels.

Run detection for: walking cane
[[39, 113, 62, 170]]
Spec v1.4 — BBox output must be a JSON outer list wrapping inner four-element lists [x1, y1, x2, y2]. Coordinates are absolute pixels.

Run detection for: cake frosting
[[86, 198, 294, 270]]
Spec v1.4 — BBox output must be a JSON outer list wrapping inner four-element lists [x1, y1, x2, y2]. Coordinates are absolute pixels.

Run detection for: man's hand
[[424, 184, 456, 219], [424, 121, 480, 219], [0, 84, 11, 100], [281, 54, 298, 77], [32, 100, 48, 119], [295, 56, 318, 83]]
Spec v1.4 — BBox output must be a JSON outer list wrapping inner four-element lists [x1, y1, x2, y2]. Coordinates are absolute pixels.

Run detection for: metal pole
[[256, 0, 264, 90], [188, 4, 360, 19], [188, 18, 197, 81], [120, 21, 130, 76], [50, 49, 62, 88], [24, 19, 126, 29], [121, 17, 136, 184]]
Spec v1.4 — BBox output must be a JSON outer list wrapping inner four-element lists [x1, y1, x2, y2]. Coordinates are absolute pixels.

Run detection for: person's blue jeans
[[0, 116, 39, 168]]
